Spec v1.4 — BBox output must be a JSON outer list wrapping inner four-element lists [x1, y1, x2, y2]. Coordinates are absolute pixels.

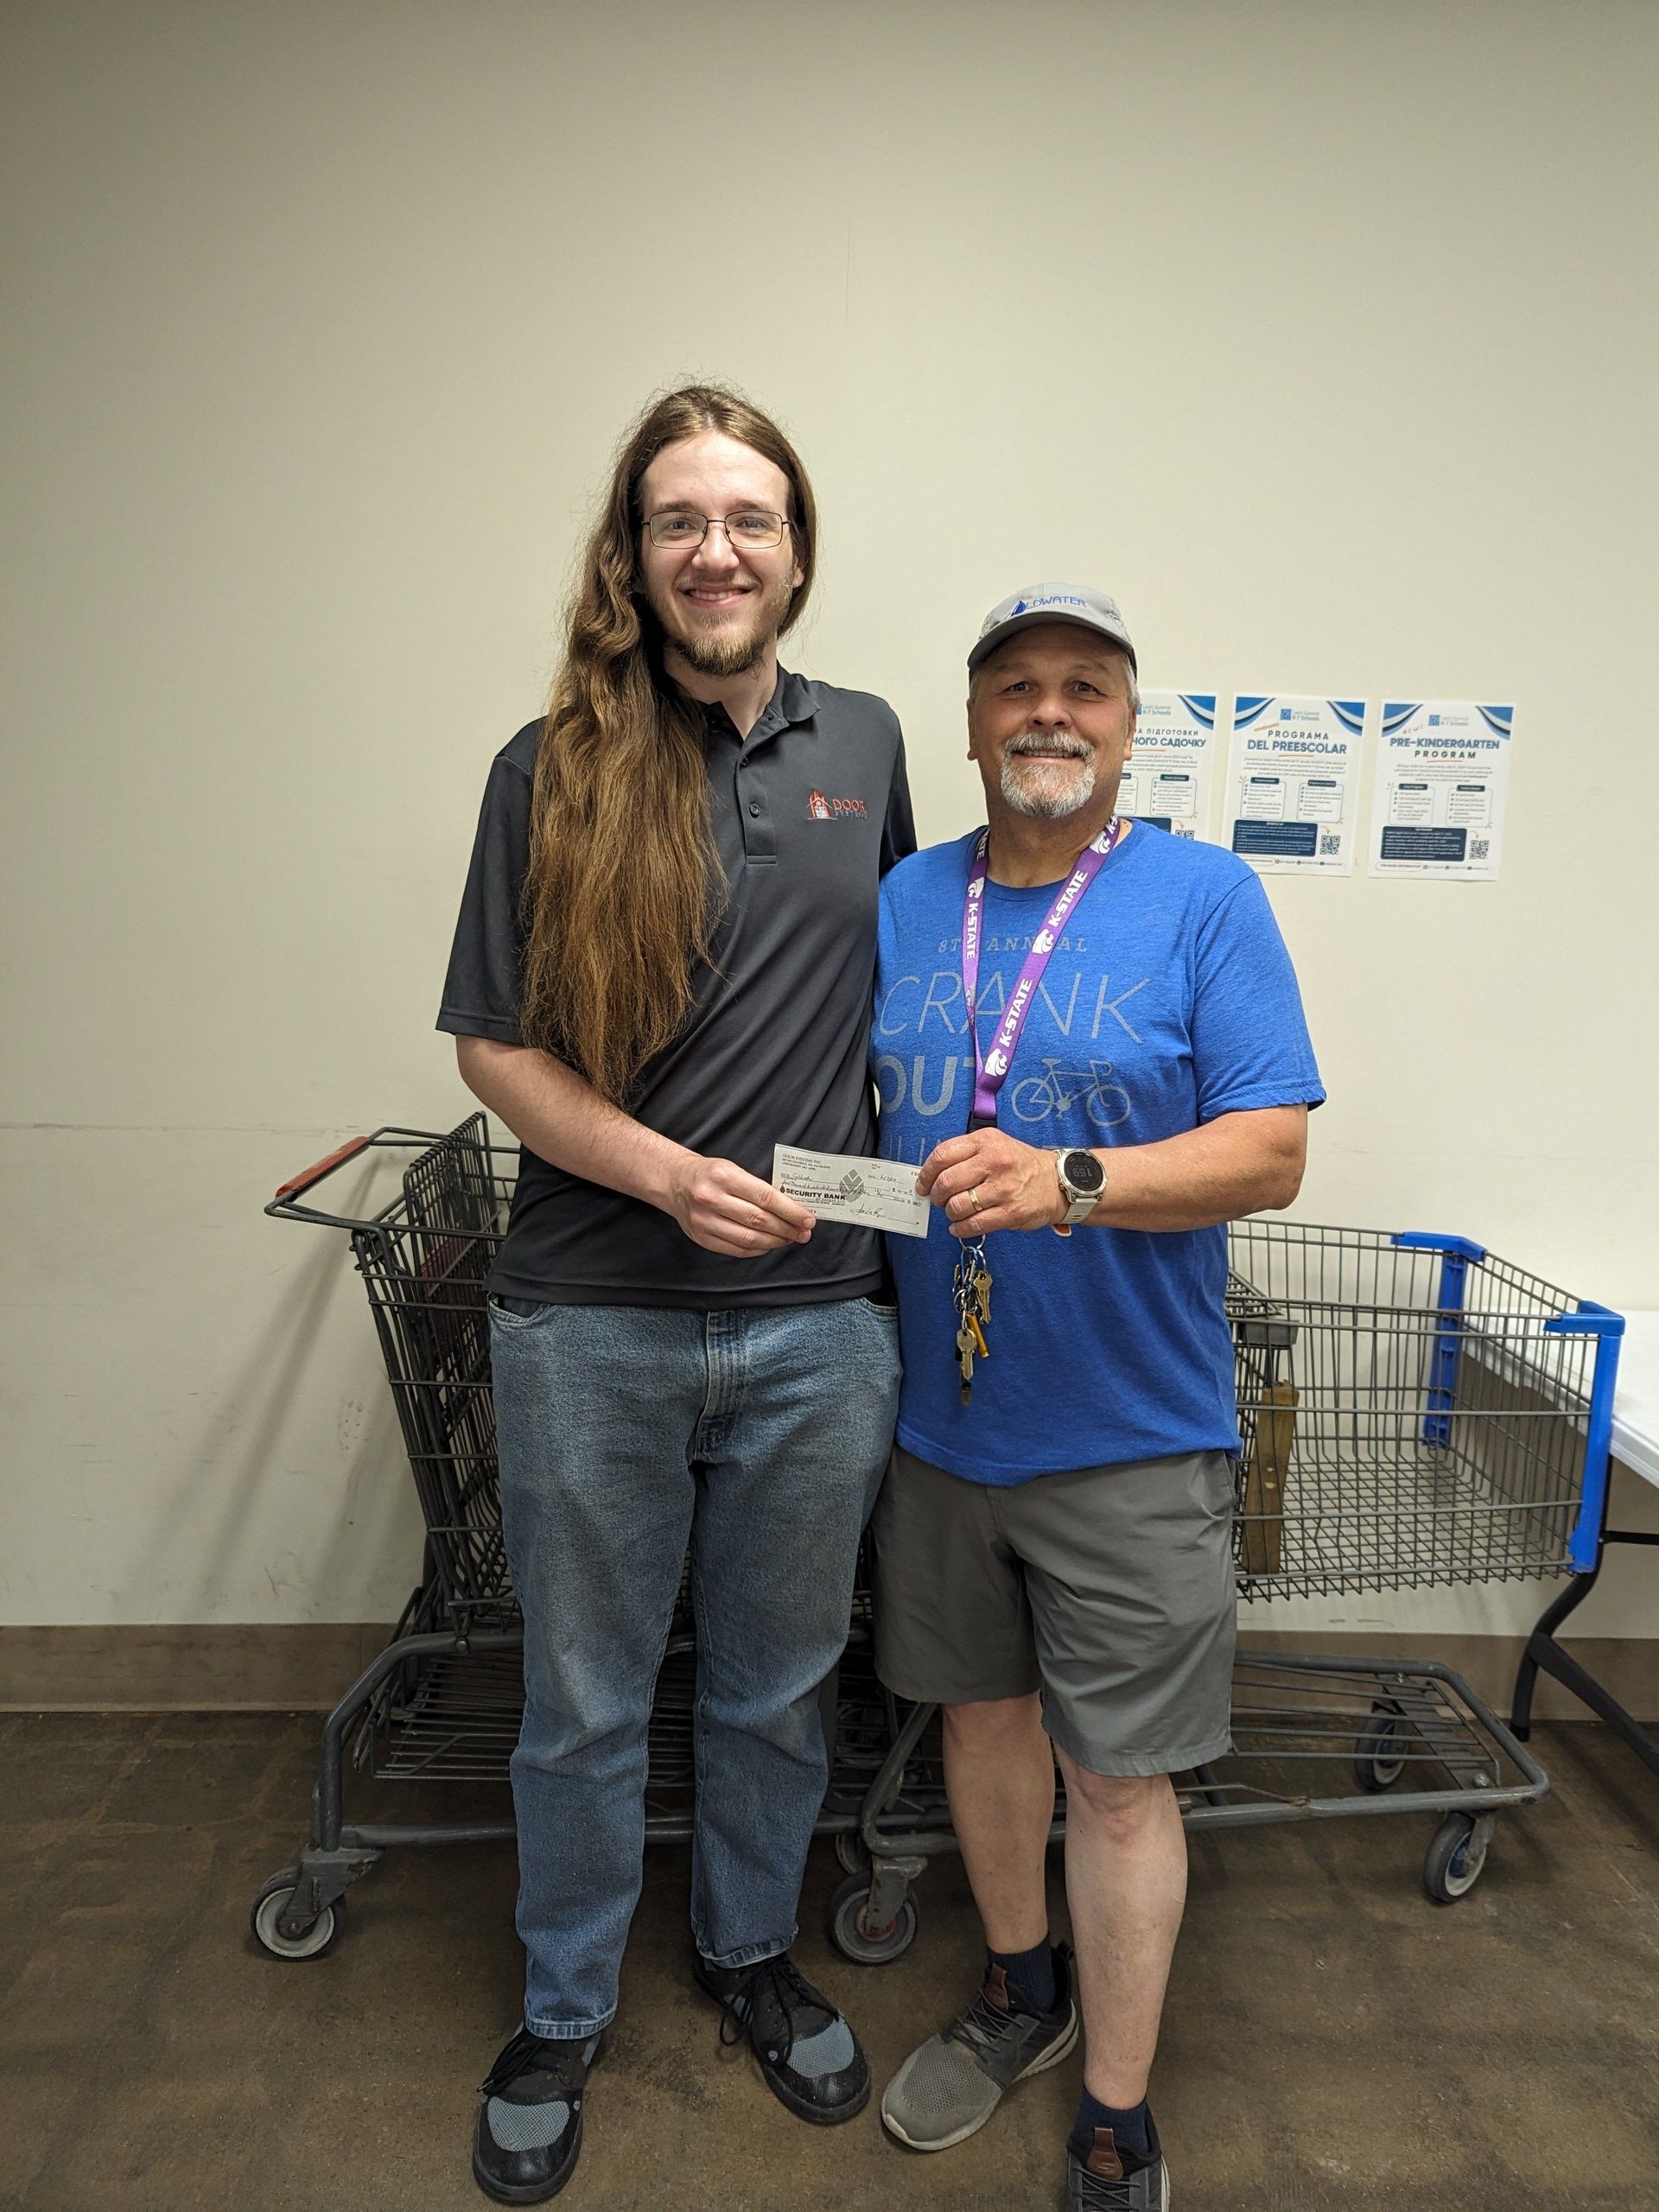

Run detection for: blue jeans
[[489, 1295, 901, 2038]]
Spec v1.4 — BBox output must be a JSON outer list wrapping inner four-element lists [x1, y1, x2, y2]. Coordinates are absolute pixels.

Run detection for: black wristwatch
[[1052, 1147, 1106, 1235]]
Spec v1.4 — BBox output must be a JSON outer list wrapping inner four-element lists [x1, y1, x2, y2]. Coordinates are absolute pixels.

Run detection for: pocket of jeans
[[856, 1297, 900, 1323], [488, 1294, 554, 1325]]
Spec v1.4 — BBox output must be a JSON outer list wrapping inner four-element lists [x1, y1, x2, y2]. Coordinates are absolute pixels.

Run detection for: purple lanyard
[[960, 818, 1127, 1128]]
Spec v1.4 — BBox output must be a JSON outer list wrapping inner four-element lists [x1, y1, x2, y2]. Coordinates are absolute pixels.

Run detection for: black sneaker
[[473, 2027, 601, 2204], [880, 1945, 1078, 2151], [1065, 2113, 1169, 2209], [695, 1949, 870, 2124]]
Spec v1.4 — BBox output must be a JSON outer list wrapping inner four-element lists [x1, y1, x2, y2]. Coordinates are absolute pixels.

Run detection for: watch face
[[1062, 1149, 1105, 1195]]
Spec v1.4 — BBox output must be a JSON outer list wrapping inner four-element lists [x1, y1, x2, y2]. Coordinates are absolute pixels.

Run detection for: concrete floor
[[3, 1713, 1657, 2211]]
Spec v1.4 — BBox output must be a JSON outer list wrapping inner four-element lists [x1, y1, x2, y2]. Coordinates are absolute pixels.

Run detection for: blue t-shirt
[[874, 823, 1325, 1484]]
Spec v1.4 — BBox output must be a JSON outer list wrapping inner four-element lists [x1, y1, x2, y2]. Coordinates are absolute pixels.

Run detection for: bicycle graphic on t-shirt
[[1007, 1058, 1132, 1129]]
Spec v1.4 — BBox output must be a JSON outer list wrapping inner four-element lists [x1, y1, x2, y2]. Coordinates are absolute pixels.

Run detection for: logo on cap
[[969, 582, 1135, 671]]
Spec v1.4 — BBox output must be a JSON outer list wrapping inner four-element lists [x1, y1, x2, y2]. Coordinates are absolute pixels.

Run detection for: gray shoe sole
[[880, 2004, 1080, 2153]]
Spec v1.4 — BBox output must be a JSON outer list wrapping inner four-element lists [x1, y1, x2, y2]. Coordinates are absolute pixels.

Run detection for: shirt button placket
[[739, 763, 776, 864]]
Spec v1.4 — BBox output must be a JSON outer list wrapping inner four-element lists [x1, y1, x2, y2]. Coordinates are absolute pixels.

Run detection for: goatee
[[656, 569, 796, 682], [677, 631, 765, 677], [1001, 751, 1097, 820]]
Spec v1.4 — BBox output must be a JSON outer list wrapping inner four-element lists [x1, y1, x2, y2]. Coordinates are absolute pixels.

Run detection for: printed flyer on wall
[[1224, 696, 1365, 874], [1367, 701, 1513, 880], [1119, 690, 1217, 840]]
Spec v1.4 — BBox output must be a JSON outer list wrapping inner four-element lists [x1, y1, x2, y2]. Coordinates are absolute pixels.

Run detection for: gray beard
[[1000, 746, 1097, 819]]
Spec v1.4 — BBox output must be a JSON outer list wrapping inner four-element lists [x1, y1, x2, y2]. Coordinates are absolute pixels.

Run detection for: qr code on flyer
[[1470, 837, 1491, 861], [1319, 833, 1342, 856]]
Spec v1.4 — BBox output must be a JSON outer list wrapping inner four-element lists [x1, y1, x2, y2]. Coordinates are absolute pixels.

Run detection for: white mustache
[[1007, 734, 1090, 760]]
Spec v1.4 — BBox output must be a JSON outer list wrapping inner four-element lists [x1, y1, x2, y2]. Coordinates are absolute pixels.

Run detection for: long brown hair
[[520, 384, 817, 1103]]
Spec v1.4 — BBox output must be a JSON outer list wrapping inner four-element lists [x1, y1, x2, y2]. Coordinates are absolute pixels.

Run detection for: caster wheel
[[828, 1870, 919, 1964], [250, 1870, 344, 1960], [1354, 1700, 1408, 1792], [1423, 1814, 1491, 1904], [834, 1830, 871, 1877]]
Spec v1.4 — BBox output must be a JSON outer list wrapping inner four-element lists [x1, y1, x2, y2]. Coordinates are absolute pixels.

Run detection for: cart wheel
[[833, 1830, 871, 1878], [828, 1871, 919, 1964], [1423, 1814, 1491, 1904], [250, 1870, 344, 1961], [1354, 1701, 1408, 1792]]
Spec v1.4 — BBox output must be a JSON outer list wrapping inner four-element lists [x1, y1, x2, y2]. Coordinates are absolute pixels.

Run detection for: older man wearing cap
[[869, 587, 1324, 2209]]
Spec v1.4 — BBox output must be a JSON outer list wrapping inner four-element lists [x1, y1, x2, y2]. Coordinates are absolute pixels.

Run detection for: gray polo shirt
[[438, 669, 915, 1307]]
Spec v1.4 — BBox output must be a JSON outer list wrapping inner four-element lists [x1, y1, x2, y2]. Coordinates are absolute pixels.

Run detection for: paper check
[[772, 1145, 931, 1239]]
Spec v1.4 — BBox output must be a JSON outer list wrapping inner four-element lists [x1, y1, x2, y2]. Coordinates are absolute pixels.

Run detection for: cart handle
[[265, 1122, 513, 1232], [274, 1135, 372, 1203]]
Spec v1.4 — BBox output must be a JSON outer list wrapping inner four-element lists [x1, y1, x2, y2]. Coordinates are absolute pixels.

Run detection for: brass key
[[957, 1320, 977, 1404]]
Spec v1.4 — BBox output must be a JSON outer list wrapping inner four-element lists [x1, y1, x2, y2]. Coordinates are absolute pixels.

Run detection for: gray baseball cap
[[968, 582, 1137, 675]]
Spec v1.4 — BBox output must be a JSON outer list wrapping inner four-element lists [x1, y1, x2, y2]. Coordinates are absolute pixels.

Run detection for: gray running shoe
[[880, 1945, 1078, 2152], [1066, 2117, 1169, 2209]]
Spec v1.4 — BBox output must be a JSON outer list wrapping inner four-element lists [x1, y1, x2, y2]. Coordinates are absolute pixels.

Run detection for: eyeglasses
[[645, 509, 791, 550]]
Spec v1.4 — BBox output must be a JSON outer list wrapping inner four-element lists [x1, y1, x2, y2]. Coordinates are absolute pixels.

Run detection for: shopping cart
[[824, 1224, 1622, 1959], [250, 1116, 891, 1960]]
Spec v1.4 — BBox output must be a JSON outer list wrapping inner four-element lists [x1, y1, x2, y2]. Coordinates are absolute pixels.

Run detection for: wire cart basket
[[251, 1122, 1620, 1962], [249, 1116, 891, 1961], [824, 1222, 1623, 1961]]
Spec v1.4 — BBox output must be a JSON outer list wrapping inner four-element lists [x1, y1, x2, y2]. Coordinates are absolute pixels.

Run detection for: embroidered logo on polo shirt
[[806, 790, 868, 819]]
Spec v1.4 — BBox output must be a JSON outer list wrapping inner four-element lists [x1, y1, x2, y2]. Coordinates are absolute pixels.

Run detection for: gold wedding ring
[[969, 1186, 982, 1212]]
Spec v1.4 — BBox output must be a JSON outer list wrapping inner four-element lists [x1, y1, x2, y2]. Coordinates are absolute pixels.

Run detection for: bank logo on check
[[771, 1144, 931, 1238]]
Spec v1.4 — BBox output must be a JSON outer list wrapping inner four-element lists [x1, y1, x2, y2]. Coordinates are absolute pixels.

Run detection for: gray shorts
[[872, 1444, 1236, 1777]]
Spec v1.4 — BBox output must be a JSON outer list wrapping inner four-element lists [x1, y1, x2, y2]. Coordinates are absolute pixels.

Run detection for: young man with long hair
[[439, 385, 912, 2203]]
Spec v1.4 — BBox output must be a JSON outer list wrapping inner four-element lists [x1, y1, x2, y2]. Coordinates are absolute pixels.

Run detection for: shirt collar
[[774, 668, 817, 726], [701, 668, 816, 746]]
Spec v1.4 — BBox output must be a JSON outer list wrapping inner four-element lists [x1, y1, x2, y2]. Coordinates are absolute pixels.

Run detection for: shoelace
[[478, 2028, 584, 2099], [1074, 2155, 1158, 2209], [715, 1952, 827, 2064], [944, 1982, 1035, 2062]]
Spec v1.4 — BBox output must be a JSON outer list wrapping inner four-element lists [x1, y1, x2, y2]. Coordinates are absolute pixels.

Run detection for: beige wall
[[4, 1, 1657, 1642]]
